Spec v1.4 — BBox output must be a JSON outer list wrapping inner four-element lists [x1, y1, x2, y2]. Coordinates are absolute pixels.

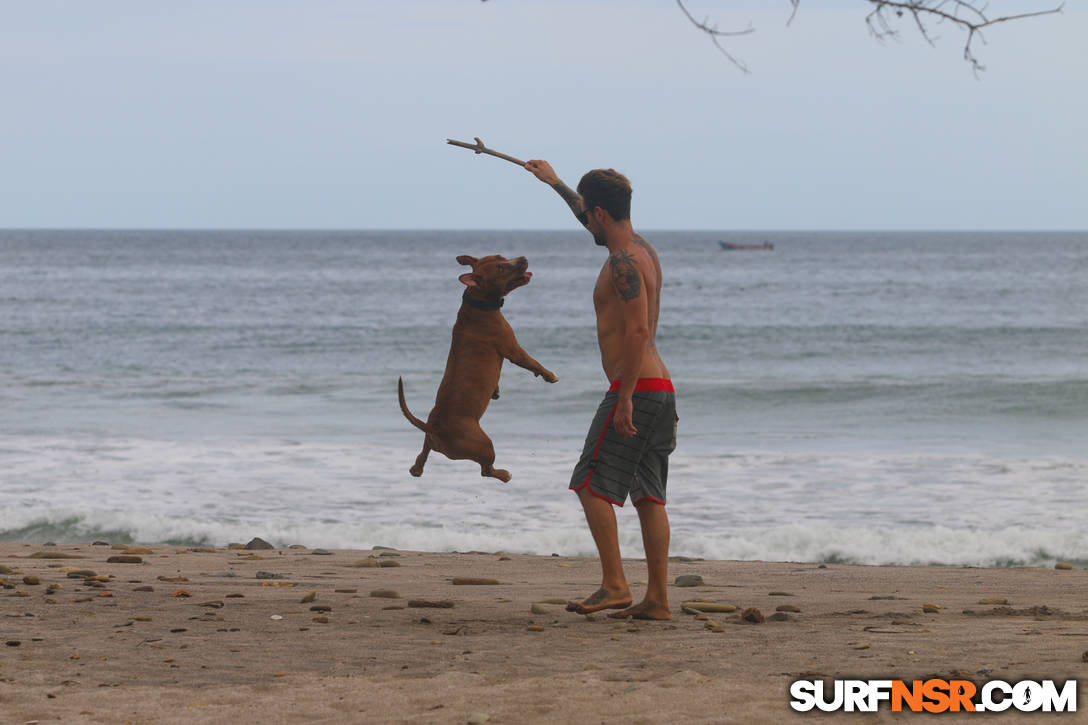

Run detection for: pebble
[[768, 591, 795, 597], [288, 544, 308, 549], [1055, 562, 1074, 570], [452, 577, 500, 585], [106, 556, 142, 564], [334, 589, 357, 594], [530, 604, 550, 615], [351, 559, 380, 568], [378, 560, 401, 568], [270, 615, 284, 620], [1082, 651, 1088, 663], [312, 616, 329, 624], [740, 607, 765, 624], [768, 612, 790, 622], [124, 547, 154, 555], [311, 549, 333, 556], [158, 576, 188, 583], [674, 575, 704, 588], [171, 590, 191, 598], [526, 625, 545, 632], [979, 598, 1009, 605], [682, 602, 737, 613], [467, 714, 491, 724], [775, 605, 801, 613], [704, 620, 724, 633], [300, 591, 317, 603], [0, 566, 13, 574], [133, 586, 154, 592], [226, 543, 246, 550], [370, 589, 401, 599], [853, 642, 872, 650], [68, 570, 97, 579], [22, 576, 40, 586], [922, 604, 942, 614], [310, 605, 332, 613], [29, 551, 84, 559], [244, 537, 274, 550], [255, 571, 284, 580]]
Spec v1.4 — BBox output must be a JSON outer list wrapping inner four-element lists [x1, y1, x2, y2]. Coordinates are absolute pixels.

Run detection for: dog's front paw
[[542, 370, 559, 383]]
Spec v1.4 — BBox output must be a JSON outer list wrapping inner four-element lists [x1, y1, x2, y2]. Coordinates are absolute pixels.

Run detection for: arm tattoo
[[609, 250, 642, 302], [551, 181, 587, 224]]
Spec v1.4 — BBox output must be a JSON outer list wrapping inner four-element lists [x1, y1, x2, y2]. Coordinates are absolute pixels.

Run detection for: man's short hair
[[577, 168, 632, 222]]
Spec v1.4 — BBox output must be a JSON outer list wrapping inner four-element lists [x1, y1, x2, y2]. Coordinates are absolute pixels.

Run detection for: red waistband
[[609, 378, 675, 393]]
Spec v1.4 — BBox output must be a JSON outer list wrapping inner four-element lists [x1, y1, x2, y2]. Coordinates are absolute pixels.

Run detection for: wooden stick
[[446, 137, 526, 167]]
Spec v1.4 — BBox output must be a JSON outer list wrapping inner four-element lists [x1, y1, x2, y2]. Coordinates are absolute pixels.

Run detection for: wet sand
[[1, 541, 1085, 723]]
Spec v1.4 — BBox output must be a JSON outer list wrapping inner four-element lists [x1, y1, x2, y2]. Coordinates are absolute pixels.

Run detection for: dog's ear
[[456, 255, 477, 267], [458, 272, 481, 288]]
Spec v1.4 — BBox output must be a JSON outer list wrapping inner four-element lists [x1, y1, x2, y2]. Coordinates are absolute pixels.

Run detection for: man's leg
[[566, 487, 632, 614], [609, 499, 671, 620]]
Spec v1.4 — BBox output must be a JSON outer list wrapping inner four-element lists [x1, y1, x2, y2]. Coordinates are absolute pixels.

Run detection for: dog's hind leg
[[448, 424, 511, 483], [410, 438, 432, 477]]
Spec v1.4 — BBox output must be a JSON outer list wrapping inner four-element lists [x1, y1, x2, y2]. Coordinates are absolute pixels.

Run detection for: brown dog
[[398, 254, 558, 482]]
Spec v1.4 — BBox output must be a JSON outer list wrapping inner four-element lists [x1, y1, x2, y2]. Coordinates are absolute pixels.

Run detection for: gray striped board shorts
[[569, 378, 678, 506]]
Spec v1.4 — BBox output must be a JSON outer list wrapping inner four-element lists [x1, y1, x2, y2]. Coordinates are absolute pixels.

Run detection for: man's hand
[[525, 159, 559, 185], [612, 397, 638, 438]]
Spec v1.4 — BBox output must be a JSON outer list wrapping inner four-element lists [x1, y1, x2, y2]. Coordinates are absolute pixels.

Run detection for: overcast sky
[[2, 1, 1084, 230]]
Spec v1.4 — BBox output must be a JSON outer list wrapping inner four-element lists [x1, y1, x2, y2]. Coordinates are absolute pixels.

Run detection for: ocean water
[[1, 229, 1086, 567]]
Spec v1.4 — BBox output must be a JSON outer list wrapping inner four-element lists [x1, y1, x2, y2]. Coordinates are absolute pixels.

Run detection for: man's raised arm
[[525, 159, 588, 228]]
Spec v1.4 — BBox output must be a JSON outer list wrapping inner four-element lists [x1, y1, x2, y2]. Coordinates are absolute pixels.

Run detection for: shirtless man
[[525, 159, 677, 621]]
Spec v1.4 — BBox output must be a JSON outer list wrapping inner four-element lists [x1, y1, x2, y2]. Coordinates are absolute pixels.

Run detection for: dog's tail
[[397, 377, 429, 433]]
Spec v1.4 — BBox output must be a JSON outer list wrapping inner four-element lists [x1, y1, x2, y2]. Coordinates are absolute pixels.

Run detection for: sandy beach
[[1, 541, 1085, 724]]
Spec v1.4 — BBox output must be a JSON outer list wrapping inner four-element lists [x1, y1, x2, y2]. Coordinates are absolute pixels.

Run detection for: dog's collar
[[462, 290, 503, 311]]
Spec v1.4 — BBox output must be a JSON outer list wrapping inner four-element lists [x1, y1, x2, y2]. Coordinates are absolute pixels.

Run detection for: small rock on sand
[[682, 602, 737, 614], [741, 607, 765, 624], [530, 604, 550, 615], [244, 538, 274, 550], [370, 589, 401, 599], [674, 575, 704, 587], [768, 612, 790, 621], [107, 556, 143, 564], [979, 598, 1009, 605], [379, 560, 401, 568], [776, 605, 801, 613], [312, 549, 333, 556], [452, 577, 500, 585], [1055, 562, 1074, 570], [300, 591, 316, 603], [22, 576, 40, 585], [526, 625, 545, 632]]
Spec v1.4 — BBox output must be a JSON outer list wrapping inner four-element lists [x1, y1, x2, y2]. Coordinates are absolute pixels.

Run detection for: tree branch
[[864, 1, 1065, 74], [675, 0, 755, 74]]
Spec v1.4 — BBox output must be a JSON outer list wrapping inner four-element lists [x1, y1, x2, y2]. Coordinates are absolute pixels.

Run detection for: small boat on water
[[719, 241, 774, 251]]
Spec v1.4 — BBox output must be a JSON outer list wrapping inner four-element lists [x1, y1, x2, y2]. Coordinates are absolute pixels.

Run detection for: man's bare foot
[[565, 587, 632, 614], [607, 600, 671, 621]]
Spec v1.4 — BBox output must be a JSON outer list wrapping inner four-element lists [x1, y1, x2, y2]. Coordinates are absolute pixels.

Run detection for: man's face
[[585, 205, 608, 246]]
